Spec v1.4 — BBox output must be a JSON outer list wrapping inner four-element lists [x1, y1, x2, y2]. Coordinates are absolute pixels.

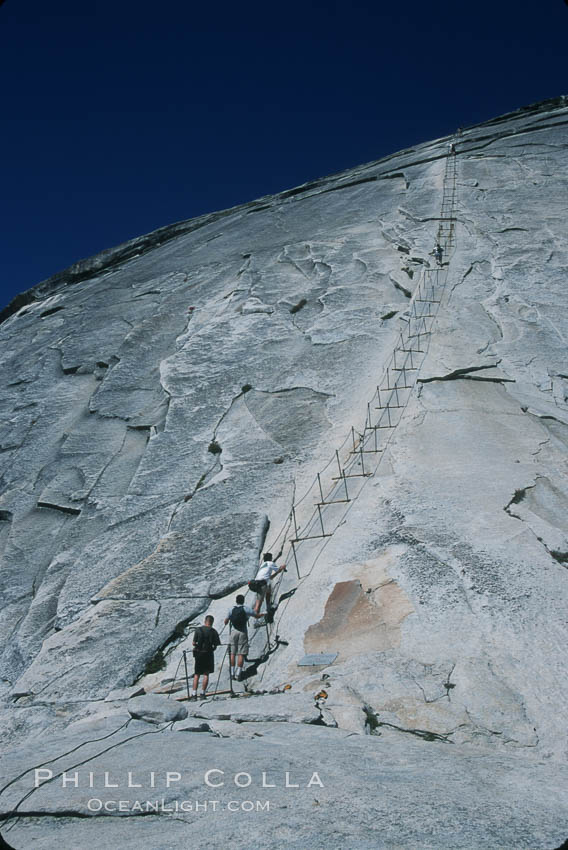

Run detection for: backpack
[[229, 605, 248, 633]]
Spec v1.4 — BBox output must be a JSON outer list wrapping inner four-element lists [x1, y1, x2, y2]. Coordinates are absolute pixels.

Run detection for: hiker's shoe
[[235, 670, 241, 681], [200, 692, 207, 700]]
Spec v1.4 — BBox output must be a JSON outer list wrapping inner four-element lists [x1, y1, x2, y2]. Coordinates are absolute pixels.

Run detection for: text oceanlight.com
[[87, 797, 270, 814], [87, 799, 271, 813]]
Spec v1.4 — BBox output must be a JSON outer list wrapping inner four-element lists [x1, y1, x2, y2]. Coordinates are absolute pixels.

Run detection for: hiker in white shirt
[[253, 552, 286, 614]]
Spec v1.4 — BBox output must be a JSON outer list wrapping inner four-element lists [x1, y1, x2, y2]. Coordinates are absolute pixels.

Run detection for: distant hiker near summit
[[432, 243, 443, 266]]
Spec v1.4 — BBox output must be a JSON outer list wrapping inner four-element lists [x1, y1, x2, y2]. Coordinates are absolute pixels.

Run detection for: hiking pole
[[182, 650, 191, 703], [228, 636, 234, 696], [214, 644, 231, 697], [167, 652, 184, 700]]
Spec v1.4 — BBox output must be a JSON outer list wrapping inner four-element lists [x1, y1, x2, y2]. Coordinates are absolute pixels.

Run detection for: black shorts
[[193, 651, 215, 675]]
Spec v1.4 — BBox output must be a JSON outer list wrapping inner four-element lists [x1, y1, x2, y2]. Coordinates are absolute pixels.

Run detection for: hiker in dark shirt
[[192, 615, 220, 699]]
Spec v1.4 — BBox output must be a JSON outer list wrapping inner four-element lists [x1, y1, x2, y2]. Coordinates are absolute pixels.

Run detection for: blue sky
[[1, 0, 566, 309]]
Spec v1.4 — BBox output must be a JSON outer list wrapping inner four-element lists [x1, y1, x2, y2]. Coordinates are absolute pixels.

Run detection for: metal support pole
[[228, 646, 234, 696], [317, 472, 324, 503], [291, 540, 300, 579], [342, 469, 349, 501], [182, 650, 191, 703], [317, 504, 326, 537], [292, 505, 300, 541]]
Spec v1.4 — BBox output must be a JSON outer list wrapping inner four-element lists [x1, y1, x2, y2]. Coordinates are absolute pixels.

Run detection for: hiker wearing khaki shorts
[[224, 595, 261, 680]]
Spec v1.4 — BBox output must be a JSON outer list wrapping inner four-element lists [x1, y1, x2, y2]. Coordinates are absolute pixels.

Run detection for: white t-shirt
[[255, 561, 279, 582]]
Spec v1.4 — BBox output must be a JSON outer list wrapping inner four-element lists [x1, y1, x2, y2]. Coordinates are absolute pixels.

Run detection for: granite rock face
[[0, 97, 567, 848], [127, 694, 188, 724]]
